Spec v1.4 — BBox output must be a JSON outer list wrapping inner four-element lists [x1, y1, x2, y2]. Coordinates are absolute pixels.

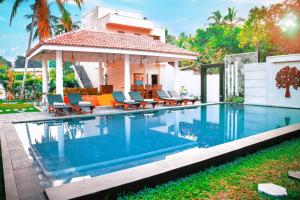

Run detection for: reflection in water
[[14, 104, 300, 187]]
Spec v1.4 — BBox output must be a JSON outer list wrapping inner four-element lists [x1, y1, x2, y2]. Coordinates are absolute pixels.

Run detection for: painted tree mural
[[275, 66, 300, 97]]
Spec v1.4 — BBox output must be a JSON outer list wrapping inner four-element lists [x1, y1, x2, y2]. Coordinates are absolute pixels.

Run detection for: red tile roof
[[27, 29, 198, 57]]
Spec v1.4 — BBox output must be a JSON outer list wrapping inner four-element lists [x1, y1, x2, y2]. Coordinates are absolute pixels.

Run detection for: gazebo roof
[[27, 29, 198, 60]]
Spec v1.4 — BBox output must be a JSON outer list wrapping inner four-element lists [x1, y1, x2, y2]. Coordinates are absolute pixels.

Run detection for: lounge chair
[[129, 91, 157, 108], [156, 90, 184, 106], [168, 91, 198, 105], [47, 94, 72, 116], [112, 91, 141, 111], [67, 93, 95, 114]]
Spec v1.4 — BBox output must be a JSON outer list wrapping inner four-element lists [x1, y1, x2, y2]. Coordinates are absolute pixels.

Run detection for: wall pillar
[[56, 50, 63, 96], [42, 55, 49, 104], [174, 61, 179, 92], [124, 54, 130, 98], [234, 60, 239, 96], [98, 61, 103, 86], [143, 62, 148, 85]]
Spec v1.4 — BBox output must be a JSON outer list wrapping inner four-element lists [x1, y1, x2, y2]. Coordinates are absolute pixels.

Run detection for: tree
[[276, 66, 300, 97], [223, 7, 244, 26], [207, 10, 223, 26], [14, 56, 41, 69], [165, 29, 176, 45], [176, 32, 192, 49], [25, 12, 80, 41], [0, 56, 12, 68], [2, 0, 84, 99], [237, 6, 281, 62]]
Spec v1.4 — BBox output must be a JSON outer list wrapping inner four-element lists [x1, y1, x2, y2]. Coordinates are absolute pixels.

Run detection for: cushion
[[124, 100, 135, 103], [53, 102, 66, 106]]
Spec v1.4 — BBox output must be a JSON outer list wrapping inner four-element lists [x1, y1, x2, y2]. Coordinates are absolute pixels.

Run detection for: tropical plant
[[207, 10, 223, 26], [223, 7, 244, 26], [25, 6, 80, 41], [165, 29, 176, 45], [0, 56, 12, 67], [14, 55, 41, 69], [226, 96, 244, 103], [2, 0, 84, 99]]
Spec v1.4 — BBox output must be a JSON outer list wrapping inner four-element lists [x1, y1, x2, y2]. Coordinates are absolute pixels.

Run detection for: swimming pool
[[14, 104, 300, 188]]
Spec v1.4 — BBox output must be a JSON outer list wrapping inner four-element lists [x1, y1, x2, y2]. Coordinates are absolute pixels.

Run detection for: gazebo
[[26, 29, 198, 102]]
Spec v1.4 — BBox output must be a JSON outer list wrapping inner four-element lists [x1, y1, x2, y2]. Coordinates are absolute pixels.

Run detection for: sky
[[0, 0, 284, 62]]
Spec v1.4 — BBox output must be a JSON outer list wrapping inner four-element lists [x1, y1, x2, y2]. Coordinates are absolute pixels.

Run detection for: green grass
[[0, 101, 40, 114], [120, 138, 300, 200]]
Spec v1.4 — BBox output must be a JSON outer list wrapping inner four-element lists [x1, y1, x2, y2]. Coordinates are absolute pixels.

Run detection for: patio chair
[[112, 91, 141, 111], [47, 94, 72, 117], [67, 93, 95, 114], [156, 90, 184, 106], [129, 91, 157, 109], [168, 91, 198, 105]]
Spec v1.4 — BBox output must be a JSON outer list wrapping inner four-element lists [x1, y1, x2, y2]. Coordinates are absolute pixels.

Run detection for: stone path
[[258, 183, 288, 197], [288, 171, 300, 180]]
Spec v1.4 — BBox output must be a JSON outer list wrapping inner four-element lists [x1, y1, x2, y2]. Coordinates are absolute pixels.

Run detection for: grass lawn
[[120, 138, 300, 200], [0, 101, 40, 114]]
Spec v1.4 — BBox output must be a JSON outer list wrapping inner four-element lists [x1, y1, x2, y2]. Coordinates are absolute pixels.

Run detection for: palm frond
[[10, 0, 27, 25]]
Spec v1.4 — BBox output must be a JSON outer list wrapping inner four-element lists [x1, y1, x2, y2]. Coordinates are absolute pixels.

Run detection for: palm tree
[[223, 7, 244, 26], [207, 10, 223, 26], [1, 0, 84, 99], [25, 8, 80, 42]]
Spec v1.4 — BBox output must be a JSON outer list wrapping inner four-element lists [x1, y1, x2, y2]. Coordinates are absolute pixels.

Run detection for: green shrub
[[225, 96, 244, 103]]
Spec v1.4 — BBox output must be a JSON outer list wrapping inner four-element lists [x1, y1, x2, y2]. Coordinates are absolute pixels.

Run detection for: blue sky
[[0, 0, 283, 62]]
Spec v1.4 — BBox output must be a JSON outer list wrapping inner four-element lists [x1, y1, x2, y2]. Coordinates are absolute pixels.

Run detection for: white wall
[[176, 70, 200, 96], [244, 54, 300, 108], [244, 63, 268, 105], [207, 74, 220, 102]]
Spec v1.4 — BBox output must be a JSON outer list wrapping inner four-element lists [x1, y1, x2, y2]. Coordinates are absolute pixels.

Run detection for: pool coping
[[44, 123, 300, 200], [11, 103, 207, 124], [1, 103, 300, 200]]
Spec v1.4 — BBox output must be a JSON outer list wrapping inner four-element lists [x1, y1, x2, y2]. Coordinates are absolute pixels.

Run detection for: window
[[117, 31, 125, 34], [134, 33, 141, 36]]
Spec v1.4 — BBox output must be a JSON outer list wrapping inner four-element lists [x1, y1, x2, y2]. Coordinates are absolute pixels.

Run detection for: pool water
[[14, 104, 300, 187]]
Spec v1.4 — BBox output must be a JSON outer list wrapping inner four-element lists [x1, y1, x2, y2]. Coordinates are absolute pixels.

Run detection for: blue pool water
[[14, 104, 300, 187]]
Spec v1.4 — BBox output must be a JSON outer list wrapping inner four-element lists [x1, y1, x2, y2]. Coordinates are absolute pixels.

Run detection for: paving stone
[[288, 171, 300, 180], [258, 183, 287, 197], [12, 158, 32, 170]]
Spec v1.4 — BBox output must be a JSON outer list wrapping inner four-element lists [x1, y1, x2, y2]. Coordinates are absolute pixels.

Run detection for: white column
[[226, 66, 230, 97], [234, 61, 239, 96], [124, 54, 130, 98], [98, 61, 103, 86], [143, 62, 147, 85], [42, 55, 49, 104], [56, 50, 63, 96], [174, 61, 179, 92], [57, 124, 64, 160], [230, 64, 234, 96]]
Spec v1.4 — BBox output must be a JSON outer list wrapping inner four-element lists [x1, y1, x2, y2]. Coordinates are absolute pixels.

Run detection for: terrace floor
[[0, 103, 202, 123]]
